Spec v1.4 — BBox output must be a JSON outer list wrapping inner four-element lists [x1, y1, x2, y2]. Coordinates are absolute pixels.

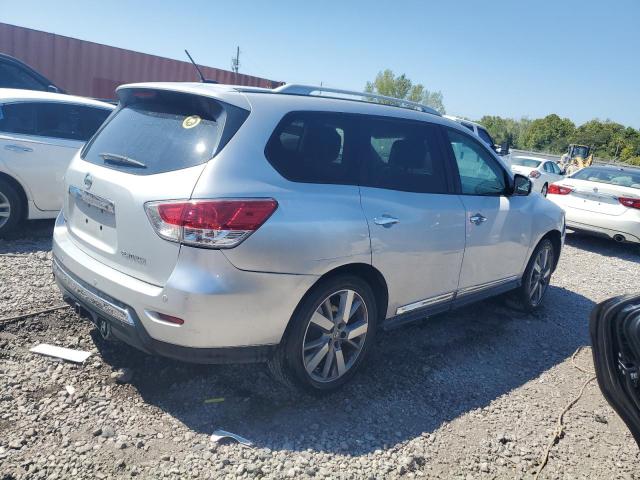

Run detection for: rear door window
[[264, 112, 357, 185], [0, 103, 37, 135], [360, 117, 448, 194], [35, 103, 111, 141], [82, 89, 248, 175]]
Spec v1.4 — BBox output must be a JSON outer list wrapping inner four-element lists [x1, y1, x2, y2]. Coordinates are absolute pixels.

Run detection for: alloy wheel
[[529, 244, 553, 306], [302, 289, 369, 383], [0, 191, 11, 228]]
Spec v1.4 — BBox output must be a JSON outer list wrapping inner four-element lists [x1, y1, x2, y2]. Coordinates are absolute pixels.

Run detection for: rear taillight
[[145, 199, 278, 248], [529, 170, 541, 178], [548, 184, 573, 195], [619, 197, 640, 210]]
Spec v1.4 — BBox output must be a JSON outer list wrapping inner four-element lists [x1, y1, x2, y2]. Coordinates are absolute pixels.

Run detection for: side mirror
[[47, 85, 60, 93], [512, 174, 532, 196]]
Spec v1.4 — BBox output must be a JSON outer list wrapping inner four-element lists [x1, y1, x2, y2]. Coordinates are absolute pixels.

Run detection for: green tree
[[570, 120, 629, 158], [478, 114, 640, 163], [521, 114, 575, 153], [365, 69, 446, 114], [478, 116, 530, 148]]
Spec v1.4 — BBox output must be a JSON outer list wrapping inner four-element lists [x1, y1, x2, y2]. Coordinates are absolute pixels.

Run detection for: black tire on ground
[[513, 238, 556, 312], [267, 275, 377, 393], [541, 183, 548, 197], [0, 178, 24, 237]]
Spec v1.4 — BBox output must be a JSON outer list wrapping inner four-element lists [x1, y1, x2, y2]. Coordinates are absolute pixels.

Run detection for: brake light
[[145, 199, 278, 248], [529, 170, 541, 178], [548, 184, 573, 195], [619, 197, 640, 210]]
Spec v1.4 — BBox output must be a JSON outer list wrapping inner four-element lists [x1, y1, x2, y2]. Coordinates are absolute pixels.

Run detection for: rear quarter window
[[82, 89, 249, 175], [264, 111, 358, 185]]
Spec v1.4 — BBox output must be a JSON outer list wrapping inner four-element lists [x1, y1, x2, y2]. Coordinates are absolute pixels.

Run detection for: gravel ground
[[1, 220, 639, 479]]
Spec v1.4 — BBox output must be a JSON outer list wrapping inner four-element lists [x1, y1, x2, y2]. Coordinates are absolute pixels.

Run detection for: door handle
[[4, 144, 33, 153], [470, 213, 487, 225], [374, 215, 399, 228]]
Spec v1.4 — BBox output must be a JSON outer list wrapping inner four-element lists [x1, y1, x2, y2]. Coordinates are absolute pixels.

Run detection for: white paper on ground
[[30, 344, 92, 363], [210, 429, 253, 446]]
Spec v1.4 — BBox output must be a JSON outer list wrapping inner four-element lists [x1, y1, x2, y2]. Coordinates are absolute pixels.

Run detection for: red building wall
[[0, 22, 283, 99]]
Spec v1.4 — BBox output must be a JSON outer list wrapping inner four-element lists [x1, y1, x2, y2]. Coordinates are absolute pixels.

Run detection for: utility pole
[[231, 46, 240, 81]]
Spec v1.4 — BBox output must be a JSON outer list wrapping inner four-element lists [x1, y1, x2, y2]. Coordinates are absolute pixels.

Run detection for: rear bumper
[[55, 261, 275, 363], [52, 213, 318, 362], [565, 212, 640, 244], [551, 202, 640, 244]]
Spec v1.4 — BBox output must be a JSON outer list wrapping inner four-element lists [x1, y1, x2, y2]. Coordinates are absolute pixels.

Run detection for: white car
[[0, 89, 113, 234], [510, 156, 565, 196], [547, 165, 640, 244]]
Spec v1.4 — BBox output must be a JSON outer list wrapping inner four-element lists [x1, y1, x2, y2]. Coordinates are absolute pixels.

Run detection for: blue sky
[[3, 0, 639, 128]]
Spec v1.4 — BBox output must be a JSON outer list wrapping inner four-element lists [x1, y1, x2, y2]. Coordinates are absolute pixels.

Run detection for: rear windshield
[[82, 89, 248, 175], [571, 168, 640, 189], [512, 157, 541, 168]]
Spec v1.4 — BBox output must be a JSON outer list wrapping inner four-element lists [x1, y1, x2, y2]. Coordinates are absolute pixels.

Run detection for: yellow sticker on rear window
[[182, 115, 201, 129]]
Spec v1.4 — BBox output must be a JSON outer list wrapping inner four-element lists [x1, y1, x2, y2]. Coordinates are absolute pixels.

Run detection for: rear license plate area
[[68, 186, 117, 249]]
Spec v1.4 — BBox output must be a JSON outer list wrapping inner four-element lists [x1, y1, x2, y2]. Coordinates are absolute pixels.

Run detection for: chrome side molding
[[396, 292, 456, 315]]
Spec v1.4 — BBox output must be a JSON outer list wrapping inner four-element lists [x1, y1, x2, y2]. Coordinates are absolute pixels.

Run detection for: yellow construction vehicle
[[560, 144, 593, 174]]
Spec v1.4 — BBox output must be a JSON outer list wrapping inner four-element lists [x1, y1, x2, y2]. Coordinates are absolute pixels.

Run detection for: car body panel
[[456, 195, 534, 290], [0, 131, 83, 210], [63, 156, 207, 286], [53, 213, 317, 348], [190, 103, 371, 275], [360, 187, 466, 317]]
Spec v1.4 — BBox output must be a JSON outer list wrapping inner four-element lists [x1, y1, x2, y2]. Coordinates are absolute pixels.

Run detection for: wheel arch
[[0, 171, 29, 220], [280, 262, 389, 343], [540, 229, 562, 271]]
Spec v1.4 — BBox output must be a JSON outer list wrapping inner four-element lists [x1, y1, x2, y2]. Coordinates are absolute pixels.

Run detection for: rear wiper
[[99, 152, 146, 168]]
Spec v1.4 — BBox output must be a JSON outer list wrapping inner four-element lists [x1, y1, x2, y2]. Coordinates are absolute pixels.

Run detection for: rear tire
[[513, 238, 555, 312], [0, 178, 24, 237], [267, 275, 377, 393]]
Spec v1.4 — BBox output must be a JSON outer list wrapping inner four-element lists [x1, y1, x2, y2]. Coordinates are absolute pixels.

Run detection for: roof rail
[[273, 84, 441, 116]]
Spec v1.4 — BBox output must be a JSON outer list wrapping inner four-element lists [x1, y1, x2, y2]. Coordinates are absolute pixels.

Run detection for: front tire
[[514, 238, 555, 311], [268, 275, 377, 393], [0, 178, 24, 237]]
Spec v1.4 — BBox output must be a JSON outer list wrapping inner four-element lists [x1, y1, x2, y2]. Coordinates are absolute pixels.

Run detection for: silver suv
[[53, 83, 565, 391]]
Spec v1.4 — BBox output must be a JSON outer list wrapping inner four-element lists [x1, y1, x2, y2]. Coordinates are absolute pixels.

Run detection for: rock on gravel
[[1, 224, 640, 479]]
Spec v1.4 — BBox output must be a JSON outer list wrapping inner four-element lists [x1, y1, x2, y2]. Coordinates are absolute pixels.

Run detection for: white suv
[[52, 83, 565, 391]]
